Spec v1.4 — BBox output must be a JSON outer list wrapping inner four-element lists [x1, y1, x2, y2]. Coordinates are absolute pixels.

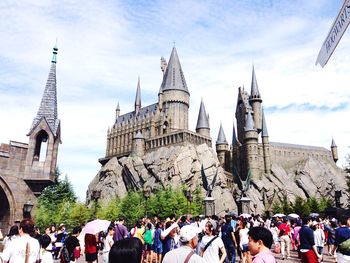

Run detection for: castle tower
[[196, 99, 210, 137], [131, 131, 145, 157], [135, 77, 141, 115], [249, 66, 262, 133], [116, 102, 120, 119], [216, 123, 228, 168], [261, 108, 271, 174], [25, 44, 61, 190], [331, 138, 338, 163], [244, 111, 259, 181], [160, 47, 190, 131]]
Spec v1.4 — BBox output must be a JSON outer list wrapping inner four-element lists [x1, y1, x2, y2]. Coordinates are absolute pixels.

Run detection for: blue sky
[[0, 0, 349, 200]]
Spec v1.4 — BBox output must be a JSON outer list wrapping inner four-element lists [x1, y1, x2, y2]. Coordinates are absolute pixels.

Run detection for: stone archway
[[0, 176, 15, 234]]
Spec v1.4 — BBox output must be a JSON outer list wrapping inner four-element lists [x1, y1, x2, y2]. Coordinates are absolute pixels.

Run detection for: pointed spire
[[232, 120, 237, 144], [196, 99, 210, 130], [134, 131, 144, 139], [116, 101, 120, 119], [29, 45, 59, 136], [261, 107, 269, 137], [244, 111, 256, 131], [331, 137, 337, 147], [160, 47, 189, 94], [216, 123, 228, 145], [250, 65, 261, 98], [51, 41, 58, 63], [135, 76, 141, 113]]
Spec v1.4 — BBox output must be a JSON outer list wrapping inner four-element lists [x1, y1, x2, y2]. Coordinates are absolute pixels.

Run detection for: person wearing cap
[[162, 225, 205, 263], [200, 220, 226, 263]]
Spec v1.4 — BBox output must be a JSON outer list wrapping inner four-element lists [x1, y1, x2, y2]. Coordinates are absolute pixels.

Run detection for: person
[[161, 220, 180, 258], [48, 224, 57, 257], [332, 215, 350, 262], [2, 225, 19, 250], [85, 233, 98, 263], [278, 217, 291, 260], [221, 215, 237, 263], [109, 237, 143, 263], [1, 218, 40, 263], [152, 221, 163, 263], [39, 234, 54, 263], [143, 223, 153, 263], [239, 221, 250, 263], [64, 226, 81, 263], [113, 217, 129, 242], [102, 226, 115, 263], [162, 224, 205, 263], [200, 220, 226, 263], [54, 223, 67, 259], [248, 227, 276, 263], [298, 217, 321, 263], [325, 220, 336, 256], [313, 221, 325, 261]]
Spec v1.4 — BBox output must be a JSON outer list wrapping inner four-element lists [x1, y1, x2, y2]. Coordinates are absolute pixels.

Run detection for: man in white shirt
[[1, 218, 40, 263], [163, 225, 205, 263]]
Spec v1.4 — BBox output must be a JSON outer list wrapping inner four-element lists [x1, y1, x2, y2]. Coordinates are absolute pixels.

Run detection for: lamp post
[[23, 200, 34, 218], [335, 190, 342, 208], [144, 186, 151, 217], [253, 204, 257, 215], [92, 190, 101, 218]]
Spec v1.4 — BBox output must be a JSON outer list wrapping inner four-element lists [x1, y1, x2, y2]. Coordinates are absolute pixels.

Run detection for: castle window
[[163, 121, 169, 134], [34, 130, 49, 162]]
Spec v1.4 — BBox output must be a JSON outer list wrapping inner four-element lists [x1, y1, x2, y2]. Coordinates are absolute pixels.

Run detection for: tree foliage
[[271, 195, 333, 217]]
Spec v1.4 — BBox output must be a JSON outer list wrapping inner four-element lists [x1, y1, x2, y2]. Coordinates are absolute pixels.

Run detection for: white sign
[[316, 0, 350, 67]]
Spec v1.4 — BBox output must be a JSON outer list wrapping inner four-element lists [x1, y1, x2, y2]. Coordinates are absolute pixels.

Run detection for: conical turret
[[135, 77, 141, 114], [331, 137, 338, 163], [244, 111, 259, 181], [160, 47, 190, 130], [216, 123, 228, 168], [196, 99, 210, 137], [116, 102, 120, 119], [249, 66, 262, 132], [261, 108, 271, 174]]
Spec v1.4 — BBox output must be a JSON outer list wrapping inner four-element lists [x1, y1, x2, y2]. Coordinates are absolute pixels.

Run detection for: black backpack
[[60, 245, 70, 263]]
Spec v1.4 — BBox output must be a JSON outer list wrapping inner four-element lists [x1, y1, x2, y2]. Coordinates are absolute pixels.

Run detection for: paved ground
[[63, 248, 336, 263]]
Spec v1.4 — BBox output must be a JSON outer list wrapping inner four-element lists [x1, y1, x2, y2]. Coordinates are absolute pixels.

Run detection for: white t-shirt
[[102, 235, 114, 253], [162, 245, 205, 263], [2, 234, 40, 263], [40, 249, 53, 263], [239, 228, 249, 247], [200, 235, 224, 263]]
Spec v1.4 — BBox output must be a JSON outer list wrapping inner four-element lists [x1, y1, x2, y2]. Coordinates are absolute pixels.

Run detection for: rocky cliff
[[87, 143, 349, 215]]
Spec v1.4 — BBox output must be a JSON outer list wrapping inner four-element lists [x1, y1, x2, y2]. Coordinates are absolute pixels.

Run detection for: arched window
[[34, 130, 49, 162], [163, 121, 169, 134]]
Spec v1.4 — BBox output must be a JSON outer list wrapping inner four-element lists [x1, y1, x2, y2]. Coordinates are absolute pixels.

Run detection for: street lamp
[[144, 186, 151, 217], [253, 204, 257, 215], [92, 190, 101, 218], [23, 200, 34, 218], [335, 190, 342, 208]]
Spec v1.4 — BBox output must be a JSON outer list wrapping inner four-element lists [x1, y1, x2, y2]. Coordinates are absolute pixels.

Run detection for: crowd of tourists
[[1, 212, 350, 263]]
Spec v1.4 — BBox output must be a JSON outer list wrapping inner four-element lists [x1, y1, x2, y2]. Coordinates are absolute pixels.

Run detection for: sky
[[0, 0, 349, 201]]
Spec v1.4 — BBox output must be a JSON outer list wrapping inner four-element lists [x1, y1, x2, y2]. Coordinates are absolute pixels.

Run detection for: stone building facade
[[100, 47, 212, 165], [0, 46, 60, 233]]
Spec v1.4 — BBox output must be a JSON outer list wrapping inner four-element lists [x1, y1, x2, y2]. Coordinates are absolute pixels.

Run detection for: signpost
[[316, 0, 350, 67]]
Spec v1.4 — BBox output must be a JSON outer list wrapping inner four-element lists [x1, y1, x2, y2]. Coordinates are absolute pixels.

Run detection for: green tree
[[307, 197, 320, 213], [292, 196, 310, 217], [70, 202, 91, 227], [96, 198, 120, 221], [119, 191, 145, 226]]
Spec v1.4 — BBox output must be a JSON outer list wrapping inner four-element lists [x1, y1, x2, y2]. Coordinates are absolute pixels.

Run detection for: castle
[[100, 47, 339, 185], [0, 46, 60, 232]]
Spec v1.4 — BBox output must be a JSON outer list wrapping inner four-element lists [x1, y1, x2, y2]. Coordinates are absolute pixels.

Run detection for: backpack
[[144, 229, 153, 245], [60, 246, 70, 263]]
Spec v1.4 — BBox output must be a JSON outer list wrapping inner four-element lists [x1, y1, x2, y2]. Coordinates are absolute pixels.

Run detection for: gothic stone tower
[[0, 46, 60, 232]]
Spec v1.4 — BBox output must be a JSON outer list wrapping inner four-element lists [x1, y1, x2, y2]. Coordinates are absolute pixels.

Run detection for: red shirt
[[278, 223, 291, 236], [84, 233, 97, 254]]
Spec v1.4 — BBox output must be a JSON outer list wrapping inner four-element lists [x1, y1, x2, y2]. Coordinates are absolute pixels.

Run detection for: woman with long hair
[[2, 225, 19, 250], [200, 220, 227, 263]]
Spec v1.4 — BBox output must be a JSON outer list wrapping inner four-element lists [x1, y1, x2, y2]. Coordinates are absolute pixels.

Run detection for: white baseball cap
[[179, 225, 202, 243]]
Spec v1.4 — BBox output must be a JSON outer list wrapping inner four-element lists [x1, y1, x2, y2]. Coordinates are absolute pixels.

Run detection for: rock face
[[87, 143, 349, 215]]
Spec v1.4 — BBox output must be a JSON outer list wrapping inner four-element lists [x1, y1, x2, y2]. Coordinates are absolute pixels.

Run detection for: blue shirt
[[335, 226, 350, 256], [299, 225, 315, 249]]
